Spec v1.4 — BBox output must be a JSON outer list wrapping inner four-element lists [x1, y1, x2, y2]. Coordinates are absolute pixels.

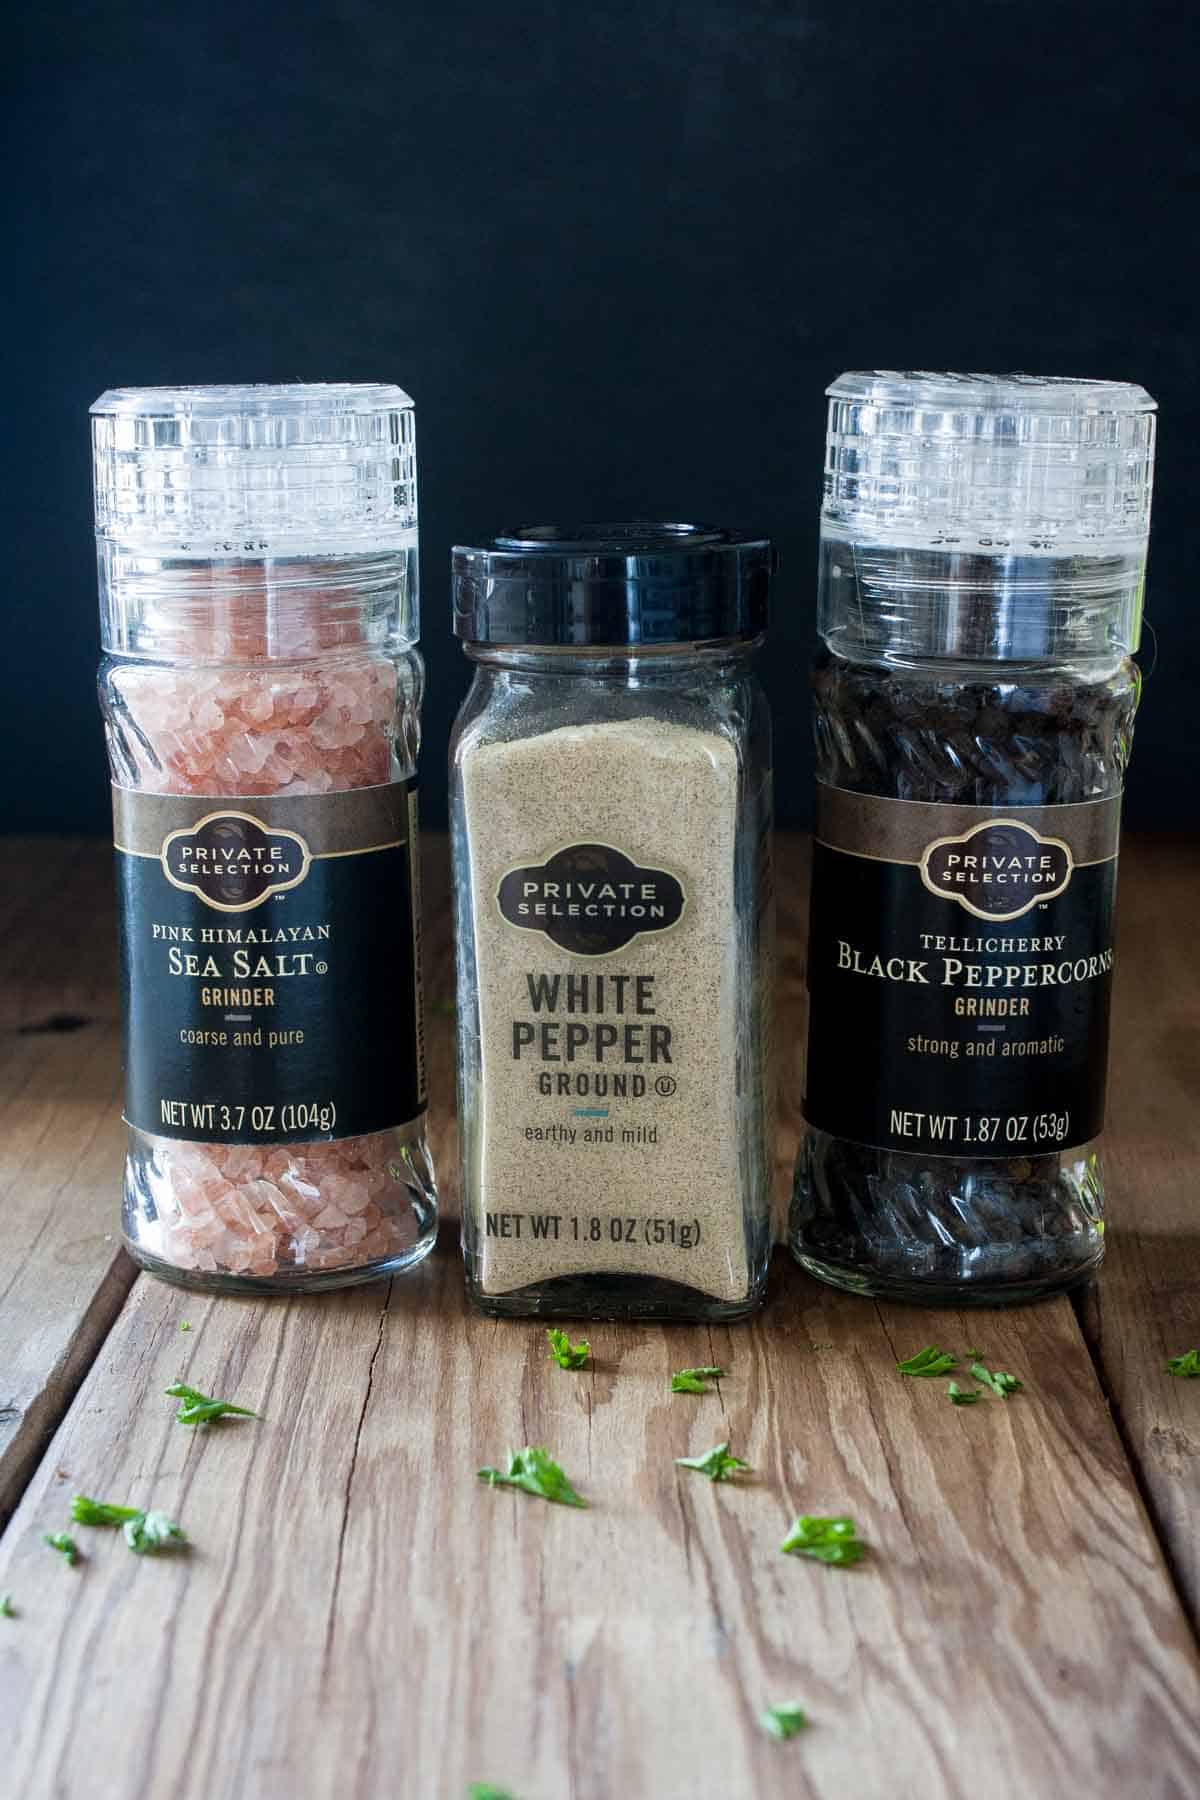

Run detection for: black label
[[496, 843, 686, 955], [804, 792, 1120, 1157], [114, 784, 425, 1145]]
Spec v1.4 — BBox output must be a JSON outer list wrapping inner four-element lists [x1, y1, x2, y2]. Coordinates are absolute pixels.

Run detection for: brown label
[[918, 818, 1073, 923], [817, 788, 1121, 871], [112, 782, 410, 861], [161, 811, 311, 914]]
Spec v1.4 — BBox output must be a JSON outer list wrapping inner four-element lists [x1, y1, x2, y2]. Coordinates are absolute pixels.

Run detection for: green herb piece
[[166, 1381, 258, 1425], [947, 1381, 983, 1406], [467, 1786, 517, 1799], [964, 1348, 984, 1361], [897, 1346, 958, 1378], [70, 1494, 186, 1554], [546, 1329, 590, 1371], [44, 1532, 81, 1566], [969, 1360, 1023, 1398], [124, 1511, 187, 1555], [1167, 1350, 1200, 1379], [70, 1495, 141, 1528], [671, 1366, 724, 1394], [780, 1515, 865, 1566], [180, 1322, 191, 1332], [675, 1441, 751, 1483], [477, 1447, 588, 1508], [0, 1593, 14, 1618], [760, 1702, 808, 1741]]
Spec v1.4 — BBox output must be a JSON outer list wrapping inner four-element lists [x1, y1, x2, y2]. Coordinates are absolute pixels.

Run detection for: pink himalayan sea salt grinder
[[93, 384, 438, 1292]]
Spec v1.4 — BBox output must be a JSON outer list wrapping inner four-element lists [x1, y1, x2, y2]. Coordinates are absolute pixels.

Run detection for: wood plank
[[0, 836, 458, 1533], [0, 840, 135, 1527], [2, 1250, 1198, 1798], [3, 833, 1199, 1798], [1077, 835, 1200, 1626]]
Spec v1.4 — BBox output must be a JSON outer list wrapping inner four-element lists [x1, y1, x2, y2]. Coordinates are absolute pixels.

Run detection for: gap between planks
[[2, 1247, 1200, 1800]]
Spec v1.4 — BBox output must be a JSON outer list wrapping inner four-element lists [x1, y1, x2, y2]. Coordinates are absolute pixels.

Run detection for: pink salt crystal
[[309, 710, 352, 751], [216, 1187, 272, 1238], [359, 1228, 394, 1260], [192, 696, 225, 732], [262, 742, 296, 783], [221, 1146, 264, 1181], [228, 732, 271, 775], [118, 655, 410, 1283], [246, 1179, 307, 1234], [240, 686, 276, 724], [345, 693, 373, 726], [170, 1169, 207, 1214], [336, 1177, 372, 1216], [279, 1181, 322, 1221], [170, 1147, 224, 1189], [190, 1212, 227, 1249], [286, 685, 321, 724], [290, 1226, 321, 1265]]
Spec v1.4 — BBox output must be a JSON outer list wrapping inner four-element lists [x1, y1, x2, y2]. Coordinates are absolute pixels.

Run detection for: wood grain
[[1077, 835, 1200, 1625], [2, 834, 1199, 1800], [3, 1248, 1199, 1799], [0, 840, 135, 1527]]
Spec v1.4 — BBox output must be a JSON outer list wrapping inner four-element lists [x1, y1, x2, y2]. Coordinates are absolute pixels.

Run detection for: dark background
[[6, 0, 1197, 832]]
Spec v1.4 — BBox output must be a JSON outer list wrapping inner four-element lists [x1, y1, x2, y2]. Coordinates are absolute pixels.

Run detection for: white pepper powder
[[461, 716, 752, 1301]]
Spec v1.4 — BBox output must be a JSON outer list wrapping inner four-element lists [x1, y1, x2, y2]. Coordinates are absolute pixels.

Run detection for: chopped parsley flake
[[546, 1329, 590, 1370], [761, 1702, 808, 1740], [969, 1361, 1023, 1398], [670, 1366, 723, 1394], [70, 1494, 186, 1554], [780, 1515, 865, 1566], [477, 1448, 588, 1508], [166, 1381, 258, 1425], [897, 1346, 958, 1378], [674, 1442, 751, 1482]]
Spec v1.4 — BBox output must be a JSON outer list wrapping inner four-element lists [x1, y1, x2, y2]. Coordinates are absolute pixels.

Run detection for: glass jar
[[790, 372, 1157, 1305], [450, 524, 774, 1320], [93, 384, 438, 1292]]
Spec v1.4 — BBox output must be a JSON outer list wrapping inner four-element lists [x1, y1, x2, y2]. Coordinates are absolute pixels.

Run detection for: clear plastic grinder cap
[[90, 383, 417, 559], [823, 371, 1157, 553]]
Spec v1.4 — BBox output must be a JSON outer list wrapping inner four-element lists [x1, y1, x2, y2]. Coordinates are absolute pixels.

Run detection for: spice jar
[[791, 372, 1157, 1304], [93, 384, 437, 1292], [450, 524, 774, 1320]]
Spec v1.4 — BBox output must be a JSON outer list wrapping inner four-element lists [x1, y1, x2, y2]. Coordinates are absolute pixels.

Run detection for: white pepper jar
[[450, 524, 775, 1321]]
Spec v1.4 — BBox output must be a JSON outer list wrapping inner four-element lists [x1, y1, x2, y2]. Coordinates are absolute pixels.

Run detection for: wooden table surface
[[1, 833, 1198, 1800]]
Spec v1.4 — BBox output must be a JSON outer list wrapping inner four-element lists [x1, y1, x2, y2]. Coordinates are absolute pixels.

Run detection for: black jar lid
[[451, 522, 773, 647]]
